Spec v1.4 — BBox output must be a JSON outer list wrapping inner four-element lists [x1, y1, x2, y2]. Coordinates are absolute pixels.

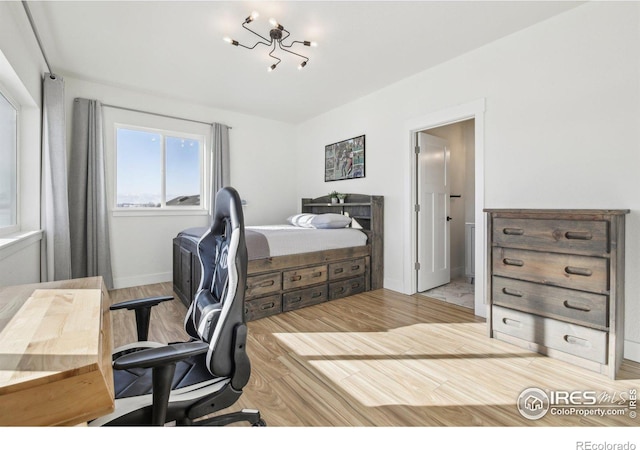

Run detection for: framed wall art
[[324, 134, 365, 182]]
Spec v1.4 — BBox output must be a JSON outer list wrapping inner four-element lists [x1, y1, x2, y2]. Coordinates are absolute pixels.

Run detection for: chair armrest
[[113, 341, 209, 370], [113, 341, 209, 426], [110, 295, 174, 311], [109, 295, 174, 342]]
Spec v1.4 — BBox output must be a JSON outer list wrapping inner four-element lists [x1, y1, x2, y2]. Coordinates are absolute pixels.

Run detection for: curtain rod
[[22, 1, 53, 75], [101, 103, 232, 129]]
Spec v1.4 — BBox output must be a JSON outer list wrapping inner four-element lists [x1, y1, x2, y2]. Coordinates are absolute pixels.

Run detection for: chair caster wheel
[[252, 419, 267, 427]]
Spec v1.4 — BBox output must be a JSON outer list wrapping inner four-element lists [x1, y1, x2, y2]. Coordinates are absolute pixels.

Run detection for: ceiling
[[26, 1, 582, 124]]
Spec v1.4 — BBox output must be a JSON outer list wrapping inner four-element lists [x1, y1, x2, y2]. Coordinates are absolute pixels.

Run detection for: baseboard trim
[[624, 339, 640, 363], [113, 272, 172, 290]]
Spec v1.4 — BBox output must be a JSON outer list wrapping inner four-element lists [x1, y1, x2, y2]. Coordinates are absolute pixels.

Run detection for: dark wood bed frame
[[172, 193, 383, 321]]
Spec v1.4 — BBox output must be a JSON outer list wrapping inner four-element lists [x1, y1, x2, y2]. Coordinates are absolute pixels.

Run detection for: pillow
[[287, 213, 352, 229]]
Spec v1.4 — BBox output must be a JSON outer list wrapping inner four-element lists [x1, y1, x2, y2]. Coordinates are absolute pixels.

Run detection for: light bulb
[[268, 64, 277, 72], [298, 61, 307, 70], [223, 36, 232, 44], [269, 18, 279, 27], [310, 41, 318, 47]]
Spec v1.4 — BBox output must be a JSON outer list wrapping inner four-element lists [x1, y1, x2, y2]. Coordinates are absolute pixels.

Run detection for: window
[[115, 125, 204, 209], [0, 89, 18, 234]]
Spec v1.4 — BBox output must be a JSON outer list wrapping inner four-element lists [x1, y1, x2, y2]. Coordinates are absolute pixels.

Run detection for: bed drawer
[[329, 276, 365, 300], [283, 265, 327, 290], [329, 258, 366, 281], [245, 294, 281, 321], [492, 277, 608, 329], [493, 217, 609, 255], [492, 247, 608, 294], [246, 272, 281, 299], [492, 305, 607, 364], [283, 285, 328, 312]]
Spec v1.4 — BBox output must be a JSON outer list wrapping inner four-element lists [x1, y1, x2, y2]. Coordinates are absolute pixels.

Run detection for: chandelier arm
[[277, 40, 309, 63], [279, 39, 304, 49], [236, 40, 271, 50], [242, 22, 271, 43], [278, 28, 291, 45], [268, 42, 282, 67]]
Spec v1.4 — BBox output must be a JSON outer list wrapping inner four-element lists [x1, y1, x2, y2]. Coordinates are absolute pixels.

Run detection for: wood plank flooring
[[108, 283, 640, 427]]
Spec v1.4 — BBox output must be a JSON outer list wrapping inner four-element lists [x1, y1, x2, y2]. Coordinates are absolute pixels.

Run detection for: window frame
[[113, 123, 207, 213], [0, 83, 20, 237]]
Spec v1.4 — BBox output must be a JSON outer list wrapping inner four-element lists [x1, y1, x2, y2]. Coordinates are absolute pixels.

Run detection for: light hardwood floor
[[108, 283, 640, 427]]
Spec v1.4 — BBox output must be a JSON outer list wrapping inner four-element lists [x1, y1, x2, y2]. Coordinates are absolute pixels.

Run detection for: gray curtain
[[41, 73, 72, 281], [68, 98, 114, 289], [210, 123, 230, 221]]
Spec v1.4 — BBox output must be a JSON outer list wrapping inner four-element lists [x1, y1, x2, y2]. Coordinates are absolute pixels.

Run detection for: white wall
[[0, 2, 46, 287], [294, 2, 640, 359], [64, 77, 296, 288]]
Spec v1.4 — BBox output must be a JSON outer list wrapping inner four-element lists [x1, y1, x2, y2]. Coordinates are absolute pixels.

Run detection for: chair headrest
[[210, 187, 244, 236]]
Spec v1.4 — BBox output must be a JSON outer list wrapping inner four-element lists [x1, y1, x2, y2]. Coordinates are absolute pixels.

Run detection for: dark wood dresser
[[485, 209, 628, 379]]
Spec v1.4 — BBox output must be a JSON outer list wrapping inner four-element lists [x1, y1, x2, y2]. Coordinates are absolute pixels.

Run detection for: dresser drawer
[[246, 272, 281, 299], [245, 294, 281, 321], [329, 258, 366, 281], [283, 265, 327, 290], [492, 306, 607, 364], [492, 247, 608, 293], [329, 276, 365, 300], [493, 217, 609, 255], [492, 276, 608, 329], [283, 285, 328, 312]]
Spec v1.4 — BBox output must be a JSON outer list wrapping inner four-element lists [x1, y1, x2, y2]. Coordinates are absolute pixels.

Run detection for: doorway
[[416, 120, 476, 308]]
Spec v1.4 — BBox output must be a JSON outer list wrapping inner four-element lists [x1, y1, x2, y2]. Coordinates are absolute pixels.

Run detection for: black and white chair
[[91, 187, 264, 426]]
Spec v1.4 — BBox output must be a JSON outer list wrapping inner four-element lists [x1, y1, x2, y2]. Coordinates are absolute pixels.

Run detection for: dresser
[[485, 209, 628, 379]]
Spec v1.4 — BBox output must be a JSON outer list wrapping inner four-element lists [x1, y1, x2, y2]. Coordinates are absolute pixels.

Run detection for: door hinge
[[415, 262, 421, 271], [415, 145, 421, 154], [414, 204, 420, 213]]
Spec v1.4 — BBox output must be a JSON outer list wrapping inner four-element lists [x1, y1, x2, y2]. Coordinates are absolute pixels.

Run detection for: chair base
[[181, 408, 265, 426]]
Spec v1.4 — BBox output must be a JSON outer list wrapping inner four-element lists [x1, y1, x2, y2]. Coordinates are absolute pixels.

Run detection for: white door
[[417, 131, 451, 292]]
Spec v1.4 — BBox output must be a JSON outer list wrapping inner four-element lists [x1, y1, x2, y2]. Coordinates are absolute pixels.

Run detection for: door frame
[[403, 98, 487, 317]]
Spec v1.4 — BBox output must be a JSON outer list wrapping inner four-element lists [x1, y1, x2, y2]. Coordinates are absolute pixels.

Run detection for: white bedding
[[246, 225, 368, 257]]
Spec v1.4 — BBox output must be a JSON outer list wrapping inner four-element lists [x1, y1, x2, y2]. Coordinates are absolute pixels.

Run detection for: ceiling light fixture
[[223, 11, 317, 72]]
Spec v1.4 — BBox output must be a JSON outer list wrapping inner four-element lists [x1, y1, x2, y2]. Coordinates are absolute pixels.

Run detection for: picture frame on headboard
[[325, 134, 365, 182]]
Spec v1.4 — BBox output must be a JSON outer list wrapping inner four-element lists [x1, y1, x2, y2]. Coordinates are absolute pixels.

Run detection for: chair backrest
[[184, 186, 248, 378]]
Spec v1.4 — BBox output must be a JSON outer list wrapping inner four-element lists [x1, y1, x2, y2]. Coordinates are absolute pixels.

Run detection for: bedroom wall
[[64, 77, 296, 288], [293, 2, 640, 360], [0, 2, 45, 287]]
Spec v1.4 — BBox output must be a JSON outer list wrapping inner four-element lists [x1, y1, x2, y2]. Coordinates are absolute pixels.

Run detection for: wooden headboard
[[301, 194, 384, 289]]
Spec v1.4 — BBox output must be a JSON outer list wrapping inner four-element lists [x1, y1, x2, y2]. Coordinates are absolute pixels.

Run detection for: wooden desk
[[0, 277, 114, 426]]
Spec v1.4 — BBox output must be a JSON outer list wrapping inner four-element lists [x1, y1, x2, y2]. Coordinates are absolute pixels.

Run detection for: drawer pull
[[351, 265, 361, 270], [259, 280, 275, 288], [565, 231, 593, 241], [312, 291, 323, 298], [503, 258, 524, 267], [290, 275, 302, 282], [335, 287, 345, 294], [564, 335, 591, 347], [502, 287, 523, 297], [563, 300, 591, 312], [312, 272, 323, 278], [334, 268, 344, 274], [564, 266, 592, 277], [289, 296, 302, 303], [351, 282, 361, 289], [502, 317, 522, 328], [503, 228, 524, 236], [260, 302, 276, 310]]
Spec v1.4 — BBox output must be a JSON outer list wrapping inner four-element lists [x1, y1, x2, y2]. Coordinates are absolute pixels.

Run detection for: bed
[[172, 193, 383, 320]]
